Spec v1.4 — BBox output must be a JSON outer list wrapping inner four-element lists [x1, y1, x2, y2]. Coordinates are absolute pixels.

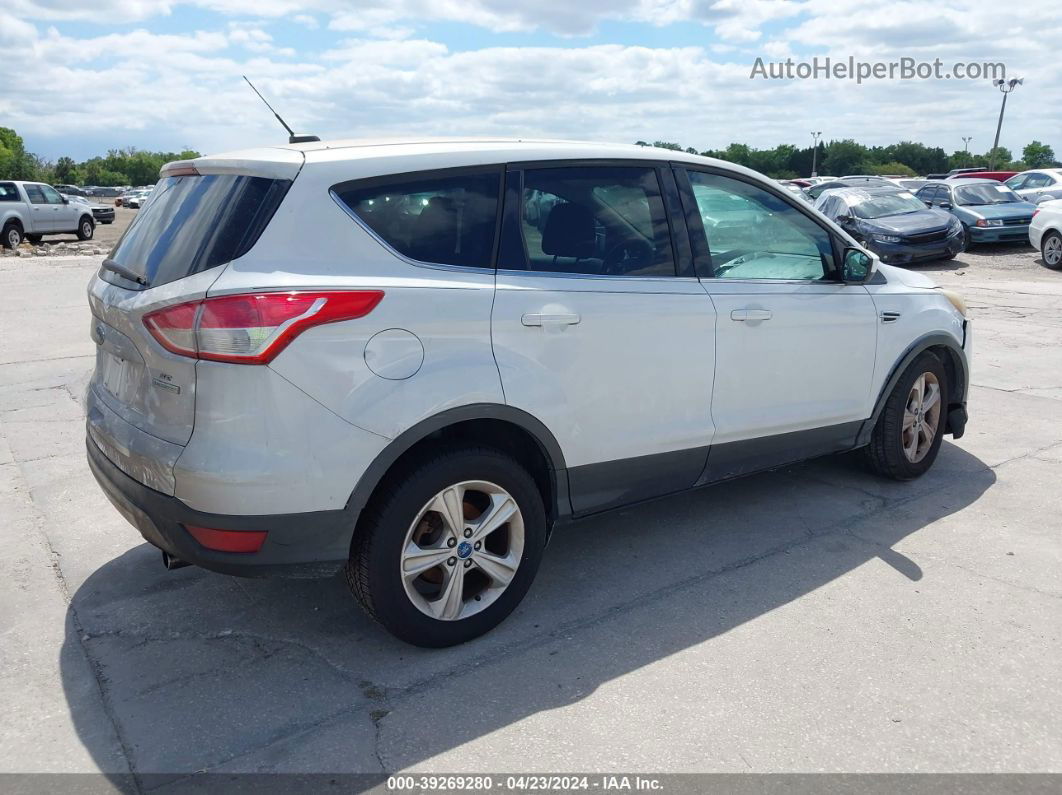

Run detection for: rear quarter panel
[[204, 159, 505, 442]]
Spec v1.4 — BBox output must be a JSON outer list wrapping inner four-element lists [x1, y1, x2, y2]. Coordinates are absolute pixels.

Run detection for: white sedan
[[1030, 200, 1062, 270]]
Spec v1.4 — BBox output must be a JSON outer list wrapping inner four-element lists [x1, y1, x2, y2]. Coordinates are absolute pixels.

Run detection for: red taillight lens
[[143, 291, 383, 365], [143, 301, 199, 357], [185, 525, 267, 553]]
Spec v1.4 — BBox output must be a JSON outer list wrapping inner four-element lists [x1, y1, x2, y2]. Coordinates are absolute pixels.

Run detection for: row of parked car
[[772, 168, 1062, 269]]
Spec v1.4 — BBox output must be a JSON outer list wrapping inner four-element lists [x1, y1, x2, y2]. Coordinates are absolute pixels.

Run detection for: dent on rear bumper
[[86, 385, 182, 494], [173, 363, 390, 515]]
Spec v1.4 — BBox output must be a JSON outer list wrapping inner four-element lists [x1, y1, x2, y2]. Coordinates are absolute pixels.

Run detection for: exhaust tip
[[161, 550, 190, 570]]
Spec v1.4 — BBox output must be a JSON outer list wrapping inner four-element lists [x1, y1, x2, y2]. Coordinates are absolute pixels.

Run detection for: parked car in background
[[944, 171, 1017, 183], [1029, 200, 1062, 270], [0, 180, 95, 247], [53, 184, 87, 197], [1005, 169, 1062, 204], [84, 139, 971, 646], [806, 176, 893, 201], [124, 189, 153, 209], [815, 186, 964, 265], [898, 178, 930, 191], [60, 191, 115, 225], [91, 187, 121, 198], [777, 180, 812, 202], [915, 179, 1036, 247]]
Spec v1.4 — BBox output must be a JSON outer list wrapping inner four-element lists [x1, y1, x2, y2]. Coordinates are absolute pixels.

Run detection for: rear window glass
[[0, 183, 19, 202], [334, 170, 501, 268], [107, 174, 291, 288]]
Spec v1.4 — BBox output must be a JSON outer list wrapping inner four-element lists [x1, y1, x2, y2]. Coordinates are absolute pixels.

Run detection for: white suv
[[85, 140, 971, 646]]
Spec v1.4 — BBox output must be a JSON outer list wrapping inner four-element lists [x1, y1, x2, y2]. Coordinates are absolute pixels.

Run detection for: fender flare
[[856, 332, 969, 446], [343, 403, 569, 523]]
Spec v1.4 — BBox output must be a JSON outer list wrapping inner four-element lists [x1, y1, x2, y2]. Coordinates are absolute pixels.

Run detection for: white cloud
[[2, 0, 1059, 166]]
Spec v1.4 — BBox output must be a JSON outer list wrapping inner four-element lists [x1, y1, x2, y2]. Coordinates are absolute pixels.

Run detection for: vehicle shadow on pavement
[[61, 441, 995, 783]]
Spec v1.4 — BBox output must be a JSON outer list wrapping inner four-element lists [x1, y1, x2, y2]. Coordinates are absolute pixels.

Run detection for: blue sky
[[3, 0, 1059, 163]]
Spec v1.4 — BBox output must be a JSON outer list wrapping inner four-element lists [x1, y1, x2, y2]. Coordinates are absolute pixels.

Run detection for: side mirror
[[939, 202, 952, 210], [61, 195, 69, 204], [842, 247, 875, 283], [923, 201, 933, 208], [836, 214, 853, 226]]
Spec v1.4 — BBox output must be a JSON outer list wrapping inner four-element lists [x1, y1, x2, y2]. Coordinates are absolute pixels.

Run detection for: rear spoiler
[[160, 148, 305, 181]]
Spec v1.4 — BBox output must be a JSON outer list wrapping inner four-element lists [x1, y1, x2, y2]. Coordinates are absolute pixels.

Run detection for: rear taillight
[[143, 291, 383, 365]]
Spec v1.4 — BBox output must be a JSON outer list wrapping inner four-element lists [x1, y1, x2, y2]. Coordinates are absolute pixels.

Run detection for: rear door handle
[[730, 309, 772, 322], [521, 313, 581, 327]]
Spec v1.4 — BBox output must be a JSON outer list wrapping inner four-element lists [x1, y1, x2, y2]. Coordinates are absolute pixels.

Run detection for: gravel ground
[[0, 242, 1059, 781]]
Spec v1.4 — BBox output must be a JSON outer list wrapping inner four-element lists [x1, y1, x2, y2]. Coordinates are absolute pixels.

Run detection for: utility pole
[[810, 131, 823, 177], [990, 78, 1023, 169], [962, 136, 973, 167]]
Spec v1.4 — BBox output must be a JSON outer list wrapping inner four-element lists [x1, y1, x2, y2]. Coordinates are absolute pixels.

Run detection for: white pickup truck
[[0, 180, 96, 248]]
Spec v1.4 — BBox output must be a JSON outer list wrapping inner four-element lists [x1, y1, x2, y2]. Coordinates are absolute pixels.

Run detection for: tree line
[[1, 127, 199, 187], [637, 139, 1058, 178], [3, 125, 1057, 186]]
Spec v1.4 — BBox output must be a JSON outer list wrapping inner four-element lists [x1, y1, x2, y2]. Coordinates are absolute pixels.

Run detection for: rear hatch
[[87, 152, 301, 491]]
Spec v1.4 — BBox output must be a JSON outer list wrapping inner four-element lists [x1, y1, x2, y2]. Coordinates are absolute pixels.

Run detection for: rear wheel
[[1042, 230, 1062, 270], [864, 352, 948, 481], [346, 446, 547, 647], [77, 216, 95, 241], [26, 234, 43, 244], [2, 223, 23, 249]]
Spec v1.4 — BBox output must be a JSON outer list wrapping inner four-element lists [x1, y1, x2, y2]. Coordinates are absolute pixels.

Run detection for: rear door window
[[501, 166, 675, 277], [0, 183, 19, 202], [106, 174, 291, 289], [333, 169, 501, 269]]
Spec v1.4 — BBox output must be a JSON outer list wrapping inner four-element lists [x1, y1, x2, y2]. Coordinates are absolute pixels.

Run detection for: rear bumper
[[87, 435, 353, 578], [969, 224, 1030, 243]]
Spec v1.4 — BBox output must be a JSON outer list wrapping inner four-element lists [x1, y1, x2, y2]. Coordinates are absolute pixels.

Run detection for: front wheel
[[346, 447, 547, 647], [77, 217, 95, 241], [961, 224, 972, 249], [864, 352, 948, 481], [1041, 230, 1062, 270]]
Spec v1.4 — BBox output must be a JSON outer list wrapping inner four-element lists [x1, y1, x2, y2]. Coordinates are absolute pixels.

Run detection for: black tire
[[864, 352, 948, 481], [26, 234, 43, 244], [346, 446, 547, 647], [1041, 230, 1062, 270], [77, 216, 95, 241], [961, 224, 971, 250], [2, 222, 23, 249]]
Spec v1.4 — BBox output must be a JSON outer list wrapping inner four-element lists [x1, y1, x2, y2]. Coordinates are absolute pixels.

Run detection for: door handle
[[730, 309, 772, 322], [521, 313, 581, 327]]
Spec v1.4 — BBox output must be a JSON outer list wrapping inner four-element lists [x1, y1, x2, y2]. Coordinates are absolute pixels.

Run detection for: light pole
[[990, 78, 1022, 169], [962, 136, 973, 167], [810, 131, 822, 177]]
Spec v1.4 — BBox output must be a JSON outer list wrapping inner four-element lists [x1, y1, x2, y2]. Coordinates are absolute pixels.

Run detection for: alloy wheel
[[1044, 235, 1062, 267], [400, 480, 524, 621], [901, 371, 942, 463]]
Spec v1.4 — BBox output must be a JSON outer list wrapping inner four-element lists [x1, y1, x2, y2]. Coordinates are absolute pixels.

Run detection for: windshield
[[107, 173, 291, 288], [849, 192, 928, 219], [954, 184, 1021, 206]]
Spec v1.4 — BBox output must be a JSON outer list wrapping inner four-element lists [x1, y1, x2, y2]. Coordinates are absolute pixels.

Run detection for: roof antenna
[[242, 75, 320, 144]]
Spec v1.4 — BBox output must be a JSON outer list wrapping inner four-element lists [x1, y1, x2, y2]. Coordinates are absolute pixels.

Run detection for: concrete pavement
[[1, 247, 1059, 785]]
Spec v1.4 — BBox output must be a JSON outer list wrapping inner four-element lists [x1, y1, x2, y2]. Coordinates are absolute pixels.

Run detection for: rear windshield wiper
[[101, 259, 150, 287]]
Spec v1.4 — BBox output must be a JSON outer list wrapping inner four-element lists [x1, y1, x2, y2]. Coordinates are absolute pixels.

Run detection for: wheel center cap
[[457, 541, 473, 559]]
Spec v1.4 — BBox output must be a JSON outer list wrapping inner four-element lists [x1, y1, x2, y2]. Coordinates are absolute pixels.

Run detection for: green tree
[[985, 146, 1012, 169], [54, 156, 80, 184], [1022, 141, 1056, 169], [821, 139, 869, 177]]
